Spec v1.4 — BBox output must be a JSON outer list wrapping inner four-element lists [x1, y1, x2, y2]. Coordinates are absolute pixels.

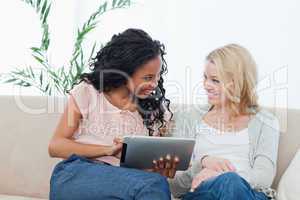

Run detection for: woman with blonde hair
[[169, 44, 279, 200]]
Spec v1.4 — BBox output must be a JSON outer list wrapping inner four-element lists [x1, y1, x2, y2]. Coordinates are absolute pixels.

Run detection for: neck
[[212, 104, 229, 113], [104, 86, 137, 111], [211, 104, 233, 121]]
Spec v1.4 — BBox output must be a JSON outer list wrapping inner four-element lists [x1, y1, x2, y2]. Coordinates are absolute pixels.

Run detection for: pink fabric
[[69, 81, 151, 166]]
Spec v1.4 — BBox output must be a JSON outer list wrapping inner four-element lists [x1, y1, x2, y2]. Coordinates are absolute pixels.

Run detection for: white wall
[[0, 0, 297, 109], [0, 0, 76, 95]]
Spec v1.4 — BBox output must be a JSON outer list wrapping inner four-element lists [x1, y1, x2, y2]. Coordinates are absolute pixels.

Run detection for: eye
[[143, 76, 153, 81], [212, 79, 220, 83]]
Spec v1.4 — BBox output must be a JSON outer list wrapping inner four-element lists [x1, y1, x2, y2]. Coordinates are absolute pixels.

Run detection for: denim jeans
[[50, 154, 170, 200], [182, 172, 268, 200]]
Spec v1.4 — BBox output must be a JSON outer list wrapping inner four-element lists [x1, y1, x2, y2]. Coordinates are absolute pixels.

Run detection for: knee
[[147, 173, 169, 188], [138, 173, 170, 194], [133, 173, 170, 200], [219, 172, 243, 182], [217, 172, 249, 190]]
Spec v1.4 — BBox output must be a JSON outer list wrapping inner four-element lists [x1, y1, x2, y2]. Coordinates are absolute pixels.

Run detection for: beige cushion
[[0, 194, 45, 200], [277, 149, 300, 200], [270, 108, 300, 188], [0, 96, 62, 198]]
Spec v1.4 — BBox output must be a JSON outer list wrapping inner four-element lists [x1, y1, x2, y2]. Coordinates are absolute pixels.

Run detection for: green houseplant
[[1, 0, 131, 95]]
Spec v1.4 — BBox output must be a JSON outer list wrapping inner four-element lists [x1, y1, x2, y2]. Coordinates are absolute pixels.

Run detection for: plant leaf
[[36, 0, 42, 12], [112, 0, 118, 8], [45, 83, 50, 92], [4, 78, 18, 83], [28, 66, 35, 78], [39, 71, 43, 85], [42, 4, 51, 24], [33, 55, 44, 64], [41, 0, 48, 15]]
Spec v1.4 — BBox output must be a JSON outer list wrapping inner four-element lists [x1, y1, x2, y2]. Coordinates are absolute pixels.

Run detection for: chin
[[208, 98, 221, 106], [135, 93, 149, 99]]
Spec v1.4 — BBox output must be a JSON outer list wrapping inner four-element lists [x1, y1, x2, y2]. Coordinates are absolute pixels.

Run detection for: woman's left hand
[[151, 154, 180, 178], [190, 168, 221, 192]]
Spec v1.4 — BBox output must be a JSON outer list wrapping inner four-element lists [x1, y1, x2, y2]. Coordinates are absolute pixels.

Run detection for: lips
[[142, 89, 154, 95], [207, 91, 219, 99]]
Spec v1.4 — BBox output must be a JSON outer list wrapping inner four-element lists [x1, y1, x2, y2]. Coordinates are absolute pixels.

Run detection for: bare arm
[[48, 95, 121, 159]]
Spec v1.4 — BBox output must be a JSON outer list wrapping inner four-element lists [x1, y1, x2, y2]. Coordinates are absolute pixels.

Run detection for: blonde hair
[[206, 44, 259, 116]]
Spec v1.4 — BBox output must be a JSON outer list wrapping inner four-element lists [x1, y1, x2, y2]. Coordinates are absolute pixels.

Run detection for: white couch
[[0, 95, 299, 199]]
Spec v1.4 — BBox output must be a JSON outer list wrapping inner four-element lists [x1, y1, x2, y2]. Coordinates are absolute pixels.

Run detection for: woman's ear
[[125, 79, 135, 94]]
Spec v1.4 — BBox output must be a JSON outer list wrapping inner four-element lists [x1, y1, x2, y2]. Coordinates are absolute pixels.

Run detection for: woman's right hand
[[201, 155, 236, 172], [106, 137, 123, 158]]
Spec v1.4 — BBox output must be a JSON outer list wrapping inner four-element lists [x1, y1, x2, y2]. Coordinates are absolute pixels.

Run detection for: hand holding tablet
[[150, 153, 180, 178], [120, 136, 195, 173]]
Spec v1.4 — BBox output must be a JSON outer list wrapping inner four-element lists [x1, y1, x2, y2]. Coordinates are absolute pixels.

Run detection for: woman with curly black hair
[[48, 29, 174, 200]]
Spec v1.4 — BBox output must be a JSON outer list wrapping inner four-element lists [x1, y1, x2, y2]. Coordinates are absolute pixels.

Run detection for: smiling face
[[203, 61, 229, 107], [204, 44, 259, 116], [127, 55, 162, 99]]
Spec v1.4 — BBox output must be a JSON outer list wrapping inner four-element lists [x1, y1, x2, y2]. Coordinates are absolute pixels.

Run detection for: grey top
[[168, 105, 280, 198]]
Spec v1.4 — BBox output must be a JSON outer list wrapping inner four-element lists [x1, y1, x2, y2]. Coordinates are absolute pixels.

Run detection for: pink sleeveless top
[[69, 81, 163, 166]]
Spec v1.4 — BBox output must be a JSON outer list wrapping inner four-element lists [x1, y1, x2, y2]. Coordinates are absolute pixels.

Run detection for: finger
[[203, 173, 213, 181], [152, 160, 159, 171], [116, 143, 123, 151], [168, 166, 177, 178], [145, 168, 154, 172], [225, 161, 236, 171], [154, 158, 166, 177], [112, 144, 123, 153], [168, 170, 176, 178], [165, 154, 172, 169], [158, 157, 165, 169], [215, 165, 223, 172], [191, 177, 203, 192], [162, 168, 168, 177], [113, 138, 118, 144], [167, 156, 178, 178], [113, 137, 123, 145], [221, 162, 231, 172], [167, 156, 179, 177], [171, 156, 180, 169], [191, 179, 198, 192]]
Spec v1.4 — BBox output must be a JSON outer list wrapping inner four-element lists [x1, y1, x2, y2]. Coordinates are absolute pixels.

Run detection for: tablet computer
[[120, 136, 195, 170]]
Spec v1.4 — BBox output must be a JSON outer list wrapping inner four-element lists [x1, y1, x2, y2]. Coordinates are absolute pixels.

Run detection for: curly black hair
[[74, 28, 172, 136]]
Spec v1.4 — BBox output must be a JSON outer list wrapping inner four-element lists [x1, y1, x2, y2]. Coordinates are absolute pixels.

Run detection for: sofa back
[[0, 95, 62, 198], [0, 95, 299, 198]]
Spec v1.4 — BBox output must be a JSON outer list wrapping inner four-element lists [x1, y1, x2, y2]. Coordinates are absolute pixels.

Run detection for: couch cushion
[[270, 108, 300, 188], [0, 194, 46, 200], [0, 96, 62, 198], [276, 149, 300, 200]]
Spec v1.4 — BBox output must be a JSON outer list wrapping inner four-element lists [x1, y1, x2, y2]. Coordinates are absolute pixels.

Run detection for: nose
[[149, 80, 158, 89], [203, 79, 209, 89], [203, 79, 213, 91], [151, 76, 159, 88]]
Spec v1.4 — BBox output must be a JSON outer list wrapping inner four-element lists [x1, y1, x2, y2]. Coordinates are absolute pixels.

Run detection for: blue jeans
[[182, 172, 268, 200], [50, 154, 170, 200]]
